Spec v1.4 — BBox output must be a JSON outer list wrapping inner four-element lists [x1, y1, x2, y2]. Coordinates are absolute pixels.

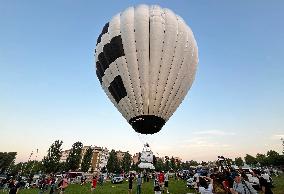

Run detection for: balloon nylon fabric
[[95, 4, 198, 134]]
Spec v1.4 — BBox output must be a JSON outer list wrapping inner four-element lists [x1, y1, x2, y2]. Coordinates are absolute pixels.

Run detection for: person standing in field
[[58, 176, 68, 194], [164, 171, 170, 194], [128, 173, 134, 194], [91, 175, 98, 192], [136, 174, 142, 194], [8, 179, 19, 194], [154, 177, 162, 194], [230, 172, 257, 194], [198, 176, 214, 194], [254, 170, 273, 194], [158, 171, 165, 192]]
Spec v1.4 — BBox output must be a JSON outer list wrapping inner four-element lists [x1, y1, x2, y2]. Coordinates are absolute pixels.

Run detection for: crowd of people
[[186, 167, 275, 194], [0, 174, 69, 194], [127, 171, 170, 194], [0, 167, 279, 194]]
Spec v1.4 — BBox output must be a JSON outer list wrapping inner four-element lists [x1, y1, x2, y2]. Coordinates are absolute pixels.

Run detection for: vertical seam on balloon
[[130, 7, 140, 117], [114, 57, 130, 119], [111, 14, 130, 120], [98, 33, 126, 119], [166, 72, 189, 120], [121, 8, 138, 118], [116, 14, 136, 119], [147, 7, 151, 115], [164, 62, 187, 119], [166, 29, 196, 119], [103, 32, 121, 105], [166, 39, 197, 119], [112, 33, 134, 119], [156, 11, 173, 117], [134, 8, 143, 116], [163, 23, 188, 118], [141, 5, 150, 116], [158, 13, 179, 117], [169, 51, 192, 118], [113, 57, 130, 119], [160, 17, 185, 118], [153, 8, 166, 117]]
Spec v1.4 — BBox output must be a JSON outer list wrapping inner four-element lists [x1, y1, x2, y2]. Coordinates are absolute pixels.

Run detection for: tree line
[[1, 140, 284, 177], [234, 150, 284, 167]]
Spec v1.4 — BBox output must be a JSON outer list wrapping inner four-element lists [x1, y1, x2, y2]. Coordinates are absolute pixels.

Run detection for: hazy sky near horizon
[[1, 0, 284, 163]]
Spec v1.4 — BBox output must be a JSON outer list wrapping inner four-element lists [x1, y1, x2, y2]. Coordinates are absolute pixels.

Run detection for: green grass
[[272, 174, 284, 194], [1, 175, 283, 194], [1, 179, 195, 194]]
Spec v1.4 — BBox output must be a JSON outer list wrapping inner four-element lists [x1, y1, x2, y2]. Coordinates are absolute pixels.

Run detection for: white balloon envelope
[[95, 5, 198, 134], [138, 162, 155, 170]]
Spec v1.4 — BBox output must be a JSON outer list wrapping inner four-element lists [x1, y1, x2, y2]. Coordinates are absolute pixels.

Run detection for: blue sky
[[0, 0, 283, 163]]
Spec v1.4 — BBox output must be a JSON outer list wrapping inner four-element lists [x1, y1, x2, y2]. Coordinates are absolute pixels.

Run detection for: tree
[[266, 150, 280, 166], [189, 160, 199, 166], [278, 155, 284, 166], [164, 156, 170, 171], [58, 162, 67, 173], [121, 152, 132, 173], [256, 153, 268, 166], [180, 160, 200, 170], [176, 159, 181, 170], [130, 162, 139, 172], [235, 157, 244, 167], [155, 158, 164, 172], [153, 155, 157, 166], [180, 161, 189, 170], [66, 141, 83, 171], [29, 161, 43, 175], [226, 158, 234, 166], [244, 154, 257, 166], [22, 160, 43, 176], [81, 146, 94, 172], [9, 162, 23, 176], [42, 140, 63, 173], [170, 157, 176, 171], [0, 152, 17, 174], [106, 149, 120, 173]]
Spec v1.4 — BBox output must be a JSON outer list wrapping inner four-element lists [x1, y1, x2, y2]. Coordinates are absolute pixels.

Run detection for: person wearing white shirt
[[198, 176, 213, 194]]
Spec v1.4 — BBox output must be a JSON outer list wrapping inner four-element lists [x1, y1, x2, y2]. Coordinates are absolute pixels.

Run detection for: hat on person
[[231, 172, 240, 179]]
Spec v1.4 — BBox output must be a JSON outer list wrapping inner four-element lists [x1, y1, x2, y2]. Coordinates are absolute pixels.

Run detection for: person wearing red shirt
[[91, 176, 98, 192], [158, 171, 165, 192]]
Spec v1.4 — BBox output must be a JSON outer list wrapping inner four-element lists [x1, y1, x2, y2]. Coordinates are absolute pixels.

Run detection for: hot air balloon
[[95, 5, 198, 134]]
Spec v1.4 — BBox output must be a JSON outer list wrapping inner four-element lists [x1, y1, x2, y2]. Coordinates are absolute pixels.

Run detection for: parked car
[[111, 175, 124, 184]]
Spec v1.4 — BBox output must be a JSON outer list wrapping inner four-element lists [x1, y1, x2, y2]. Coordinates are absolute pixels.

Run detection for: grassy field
[[271, 174, 284, 194], [1, 174, 283, 194], [1, 179, 195, 194]]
